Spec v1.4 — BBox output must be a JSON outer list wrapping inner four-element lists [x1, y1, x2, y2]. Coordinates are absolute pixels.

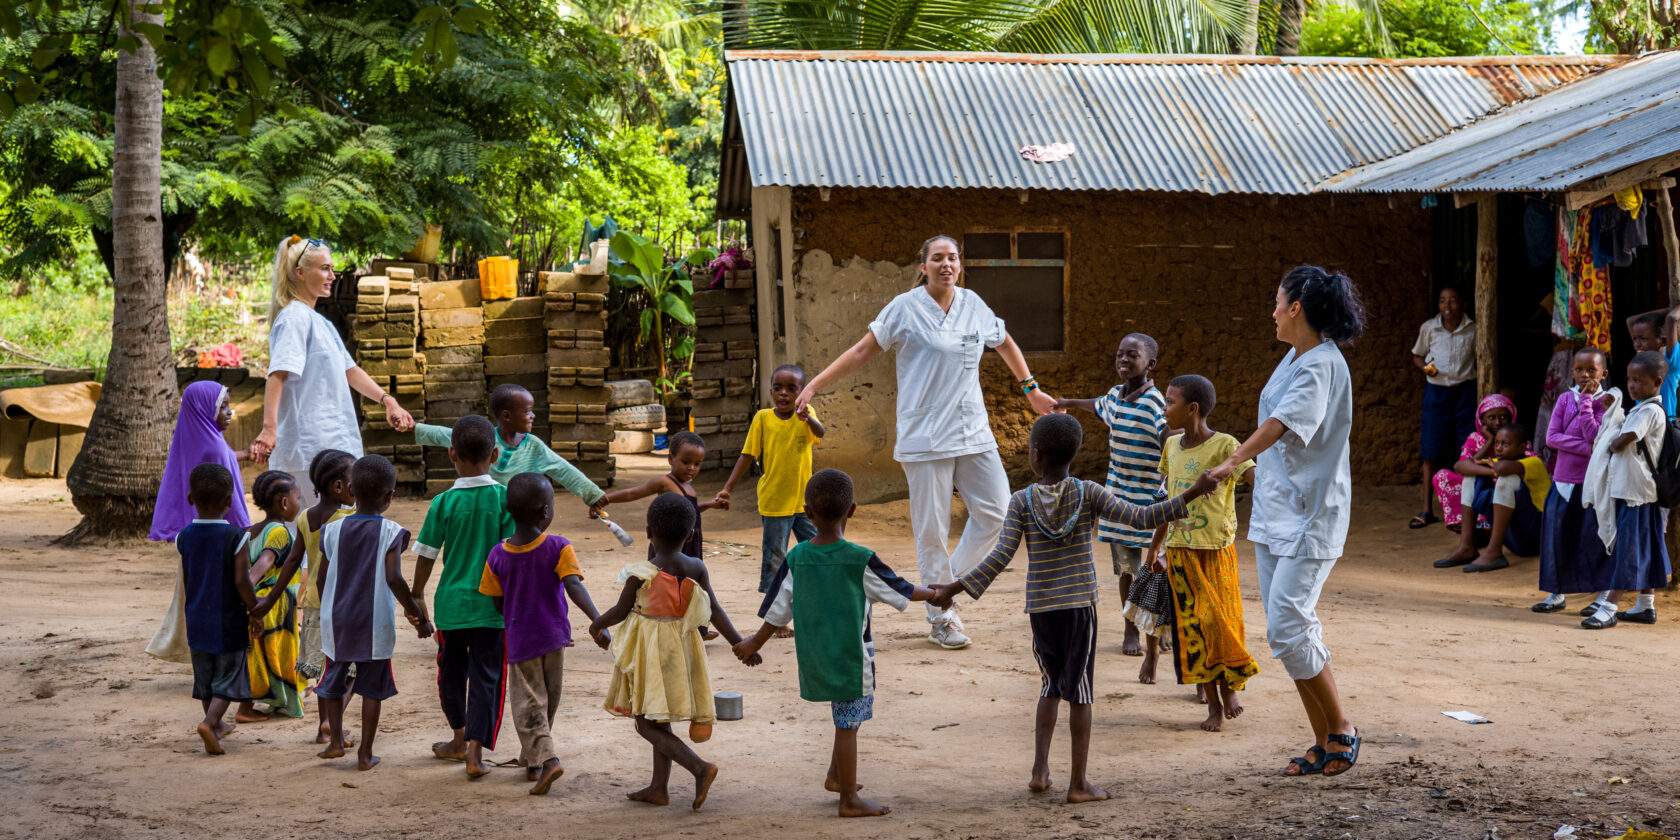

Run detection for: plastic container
[[714, 691, 743, 721], [478, 256, 517, 301], [404, 223, 442, 263], [600, 516, 633, 547]]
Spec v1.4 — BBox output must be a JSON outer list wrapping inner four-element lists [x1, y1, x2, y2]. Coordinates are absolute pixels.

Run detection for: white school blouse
[[267, 301, 363, 473], [1247, 340, 1354, 560], [1609, 398, 1666, 506], [868, 287, 1007, 463]]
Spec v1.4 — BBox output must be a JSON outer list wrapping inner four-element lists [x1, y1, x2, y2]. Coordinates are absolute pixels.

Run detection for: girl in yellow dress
[[591, 493, 759, 810], [242, 471, 306, 721]]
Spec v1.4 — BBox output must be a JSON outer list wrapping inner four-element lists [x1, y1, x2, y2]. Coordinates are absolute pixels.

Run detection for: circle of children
[[153, 312, 1324, 819], [1413, 288, 1678, 630]]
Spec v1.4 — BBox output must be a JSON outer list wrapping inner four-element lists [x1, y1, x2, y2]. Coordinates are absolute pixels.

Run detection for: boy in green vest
[[735, 468, 935, 818]]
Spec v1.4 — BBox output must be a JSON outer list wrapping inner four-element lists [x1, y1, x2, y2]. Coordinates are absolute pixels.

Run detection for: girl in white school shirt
[[796, 235, 1057, 650]]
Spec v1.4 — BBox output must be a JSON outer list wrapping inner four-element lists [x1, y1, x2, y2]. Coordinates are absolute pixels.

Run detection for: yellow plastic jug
[[479, 256, 517, 301]]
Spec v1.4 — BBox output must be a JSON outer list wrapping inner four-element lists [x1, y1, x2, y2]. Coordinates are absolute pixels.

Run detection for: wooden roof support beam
[[1475, 196, 1498, 398], [1565, 150, 1680, 210], [1656, 186, 1680, 306], [1453, 191, 1489, 209]]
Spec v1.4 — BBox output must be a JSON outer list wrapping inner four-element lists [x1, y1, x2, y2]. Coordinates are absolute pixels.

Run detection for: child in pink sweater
[[1535, 348, 1615, 614]]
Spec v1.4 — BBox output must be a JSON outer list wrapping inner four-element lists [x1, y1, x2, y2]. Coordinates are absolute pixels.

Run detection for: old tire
[[606, 379, 656, 410], [608, 403, 666, 431], [609, 429, 660, 454]]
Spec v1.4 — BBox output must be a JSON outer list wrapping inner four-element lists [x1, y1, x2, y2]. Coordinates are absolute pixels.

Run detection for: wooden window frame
[[962, 227, 1069, 354]]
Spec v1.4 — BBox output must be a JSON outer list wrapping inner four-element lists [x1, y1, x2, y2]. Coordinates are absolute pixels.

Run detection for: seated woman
[[1432, 394, 1529, 534], [1435, 423, 1551, 572]]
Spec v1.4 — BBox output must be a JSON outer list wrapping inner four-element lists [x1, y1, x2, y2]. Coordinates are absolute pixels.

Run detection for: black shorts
[[318, 659, 397, 701], [191, 648, 253, 703], [1029, 606, 1097, 704]]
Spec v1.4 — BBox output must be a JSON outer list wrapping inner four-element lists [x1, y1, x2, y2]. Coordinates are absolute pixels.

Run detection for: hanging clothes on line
[[1572, 207, 1613, 351], [1553, 206, 1586, 341]]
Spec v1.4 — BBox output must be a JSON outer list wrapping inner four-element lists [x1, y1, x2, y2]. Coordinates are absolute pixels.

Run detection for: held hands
[[250, 427, 276, 463], [587, 501, 605, 520], [794, 385, 817, 417], [710, 491, 730, 511], [385, 403, 415, 433], [590, 627, 612, 650], [927, 581, 964, 611], [1027, 388, 1057, 416], [1149, 551, 1168, 574], [1189, 471, 1221, 499], [733, 638, 764, 666]]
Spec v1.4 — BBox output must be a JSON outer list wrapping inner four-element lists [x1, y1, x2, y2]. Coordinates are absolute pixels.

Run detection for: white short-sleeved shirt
[[1411, 314, 1476, 387], [1610, 397, 1666, 505], [868, 287, 1007, 462], [1248, 341, 1353, 559], [268, 301, 362, 473]]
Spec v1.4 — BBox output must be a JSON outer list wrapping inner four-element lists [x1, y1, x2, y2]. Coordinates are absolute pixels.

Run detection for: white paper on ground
[[1442, 710, 1492, 724]]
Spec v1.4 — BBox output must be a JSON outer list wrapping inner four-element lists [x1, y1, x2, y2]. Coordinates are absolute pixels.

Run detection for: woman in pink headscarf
[[1431, 394, 1530, 532]]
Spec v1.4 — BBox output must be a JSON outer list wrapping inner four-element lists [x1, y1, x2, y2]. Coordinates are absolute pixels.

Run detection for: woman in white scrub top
[[1208, 265, 1365, 778], [249, 236, 413, 504], [795, 235, 1057, 650]]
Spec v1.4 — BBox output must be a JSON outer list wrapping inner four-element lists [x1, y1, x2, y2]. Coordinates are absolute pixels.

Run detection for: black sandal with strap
[[1408, 511, 1438, 529], [1286, 745, 1327, 776], [1322, 730, 1361, 776]]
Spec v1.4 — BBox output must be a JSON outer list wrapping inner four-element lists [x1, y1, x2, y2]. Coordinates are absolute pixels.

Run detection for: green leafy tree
[[609, 229, 699, 393], [1302, 0, 1552, 55]]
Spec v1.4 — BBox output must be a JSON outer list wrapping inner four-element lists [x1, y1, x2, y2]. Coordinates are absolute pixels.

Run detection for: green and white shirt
[[416, 475, 513, 631], [759, 539, 915, 702], [414, 423, 605, 506]]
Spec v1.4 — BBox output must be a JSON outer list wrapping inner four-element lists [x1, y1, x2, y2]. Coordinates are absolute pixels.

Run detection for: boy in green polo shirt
[[735, 468, 934, 818], [412, 415, 515, 780]]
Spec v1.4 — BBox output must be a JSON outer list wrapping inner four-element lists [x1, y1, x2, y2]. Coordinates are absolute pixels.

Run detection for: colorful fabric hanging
[[1572, 207, 1613, 351], [1553, 207, 1585, 340]]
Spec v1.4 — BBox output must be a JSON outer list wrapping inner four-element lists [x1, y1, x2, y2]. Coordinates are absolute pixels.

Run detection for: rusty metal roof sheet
[[718, 51, 1615, 214], [1323, 50, 1680, 193]]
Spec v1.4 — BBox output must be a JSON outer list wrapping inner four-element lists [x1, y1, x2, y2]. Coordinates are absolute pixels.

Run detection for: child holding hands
[[478, 473, 609, 795], [718, 364, 825, 601], [930, 414, 1214, 802], [735, 468, 935, 817], [175, 463, 263, 755]]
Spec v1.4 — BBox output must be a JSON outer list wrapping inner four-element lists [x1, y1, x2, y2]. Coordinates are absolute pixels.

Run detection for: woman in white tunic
[[795, 235, 1056, 649], [250, 236, 413, 503], [1207, 265, 1364, 777]]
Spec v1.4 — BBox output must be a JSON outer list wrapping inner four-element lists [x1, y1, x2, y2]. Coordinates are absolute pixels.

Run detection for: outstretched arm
[[562, 576, 610, 648], [1054, 398, 1100, 415], [590, 475, 675, 517], [1208, 418, 1288, 482], [992, 333, 1057, 415], [795, 332, 884, 415], [590, 579, 641, 636]]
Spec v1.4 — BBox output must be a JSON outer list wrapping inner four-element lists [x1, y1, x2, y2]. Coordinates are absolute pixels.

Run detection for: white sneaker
[[929, 617, 971, 650]]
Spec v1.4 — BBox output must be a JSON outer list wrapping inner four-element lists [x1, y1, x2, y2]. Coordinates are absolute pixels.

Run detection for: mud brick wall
[[352, 272, 426, 493], [690, 282, 758, 471], [790, 187, 1433, 502], [543, 271, 615, 486]]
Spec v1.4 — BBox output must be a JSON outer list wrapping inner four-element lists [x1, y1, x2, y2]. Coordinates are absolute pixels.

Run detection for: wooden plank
[[1453, 191, 1489, 210], [1656, 186, 1680, 307], [1475, 196, 1499, 397], [23, 420, 57, 477], [1565, 153, 1680, 210]]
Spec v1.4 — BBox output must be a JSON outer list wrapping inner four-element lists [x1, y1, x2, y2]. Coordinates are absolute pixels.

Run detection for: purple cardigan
[[1546, 389, 1606, 484]]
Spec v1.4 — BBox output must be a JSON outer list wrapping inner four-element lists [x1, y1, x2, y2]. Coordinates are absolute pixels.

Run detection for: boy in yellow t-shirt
[[718, 365, 825, 613], [1148, 374, 1259, 733]]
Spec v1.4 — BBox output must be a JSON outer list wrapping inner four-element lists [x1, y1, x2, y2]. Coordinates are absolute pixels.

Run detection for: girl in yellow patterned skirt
[[590, 492, 758, 810], [1150, 376, 1260, 732]]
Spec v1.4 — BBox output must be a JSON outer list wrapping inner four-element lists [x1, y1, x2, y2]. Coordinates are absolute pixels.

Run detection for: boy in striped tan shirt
[[930, 414, 1213, 803]]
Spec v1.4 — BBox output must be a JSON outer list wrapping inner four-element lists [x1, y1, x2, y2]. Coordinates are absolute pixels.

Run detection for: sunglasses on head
[[288, 236, 327, 272]]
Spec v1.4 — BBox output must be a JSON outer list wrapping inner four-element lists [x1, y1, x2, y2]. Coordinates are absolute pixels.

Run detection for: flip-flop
[[1285, 745, 1326, 776], [1408, 511, 1439, 529], [1463, 556, 1509, 573], [1322, 730, 1360, 776]]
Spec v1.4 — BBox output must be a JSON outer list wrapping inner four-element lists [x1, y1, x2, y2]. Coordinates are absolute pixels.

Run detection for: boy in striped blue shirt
[[1055, 333, 1169, 660]]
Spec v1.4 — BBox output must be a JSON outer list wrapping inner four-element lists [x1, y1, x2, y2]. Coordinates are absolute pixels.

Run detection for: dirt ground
[[4, 455, 1679, 840]]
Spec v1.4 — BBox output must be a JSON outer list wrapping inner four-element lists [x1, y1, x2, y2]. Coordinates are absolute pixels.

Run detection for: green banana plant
[[609, 230, 697, 393]]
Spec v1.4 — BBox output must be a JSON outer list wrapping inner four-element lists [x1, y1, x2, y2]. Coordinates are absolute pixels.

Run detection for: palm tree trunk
[[1275, 0, 1304, 55], [61, 0, 178, 544]]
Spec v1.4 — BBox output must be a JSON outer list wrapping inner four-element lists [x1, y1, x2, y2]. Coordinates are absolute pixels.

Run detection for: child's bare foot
[[838, 795, 892, 817], [196, 722, 225, 755], [692, 763, 719, 810], [1066, 781, 1110, 804], [824, 776, 863, 793], [1200, 707, 1226, 732], [1028, 766, 1051, 793], [464, 755, 491, 779], [527, 767, 540, 782], [214, 721, 237, 740], [432, 740, 466, 761], [1121, 623, 1143, 657], [529, 759, 564, 795], [235, 704, 269, 723], [317, 743, 345, 759], [315, 725, 353, 747], [626, 785, 670, 805], [1137, 650, 1158, 684], [357, 753, 381, 771], [1195, 684, 1208, 703], [774, 625, 796, 639], [1221, 686, 1244, 720]]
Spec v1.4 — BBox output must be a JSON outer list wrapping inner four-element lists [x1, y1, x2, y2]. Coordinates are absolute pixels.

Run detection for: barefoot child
[[1147, 376, 1259, 732], [718, 365, 825, 607], [315, 454, 434, 770], [478, 473, 610, 795], [241, 471, 305, 722], [1583, 352, 1672, 629], [930, 414, 1214, 802], [176, 462, 262, 755], [1054, 334, 1169, 662], [1535, 349, 1616, 613], [1437, 423, 1551, 573], [413, 384, 607, 506], [412, 415, 516, 778], [735, 468, 935, 817], [589, 493, 758, 810]]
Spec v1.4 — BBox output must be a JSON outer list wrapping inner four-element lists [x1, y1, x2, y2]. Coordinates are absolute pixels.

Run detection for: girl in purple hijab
[[149, 380, 251, 541]]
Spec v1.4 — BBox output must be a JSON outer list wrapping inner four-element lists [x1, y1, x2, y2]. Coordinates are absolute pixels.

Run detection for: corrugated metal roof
[[1323, 51, 1680, 193], [718, 51, 1615, 214]]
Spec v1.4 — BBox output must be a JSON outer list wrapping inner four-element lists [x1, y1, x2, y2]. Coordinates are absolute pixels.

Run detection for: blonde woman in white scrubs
[[1207, 265, 1365, 777], [795, 235, 1057, 649]]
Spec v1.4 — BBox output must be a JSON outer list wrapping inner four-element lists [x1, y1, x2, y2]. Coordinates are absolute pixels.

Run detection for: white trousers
[[1461, 473, 1521, 508], [1253, 542, 1337, 681], [902, 450, 1011, 620]]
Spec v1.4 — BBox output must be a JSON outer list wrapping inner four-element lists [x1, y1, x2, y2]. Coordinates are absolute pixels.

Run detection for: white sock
[[1542, 593, 1566, 606], [1591, 604, 1616, 623], [1593, 591, 1613, 609], [1636, 593, 1655, 611]]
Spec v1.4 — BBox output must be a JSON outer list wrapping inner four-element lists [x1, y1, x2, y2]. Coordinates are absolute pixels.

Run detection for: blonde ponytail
[[269, 235, 323, 323]]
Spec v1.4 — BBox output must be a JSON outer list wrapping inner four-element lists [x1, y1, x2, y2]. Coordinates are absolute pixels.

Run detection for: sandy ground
[[4, 455, 1680, 840]]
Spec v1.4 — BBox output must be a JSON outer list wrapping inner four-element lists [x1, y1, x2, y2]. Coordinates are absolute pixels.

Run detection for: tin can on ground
[[714, 691, 743, 721]]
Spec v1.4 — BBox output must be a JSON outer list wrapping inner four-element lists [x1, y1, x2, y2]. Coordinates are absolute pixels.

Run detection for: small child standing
[[1438, 424, 1552, 573], [735, 468, 935, 818], [930, 414, 1213, 802], [1583, 352, 1673, 629], [151, 380, 251, 542], [592, 431, 718, 562], [315, 454, 433, 770], [1536, 349, 1616, 613], [414, 383, 607, 506], [1054, 333, 1168, 660], [1148, 376, 1258, 732], [590, 493, 758, 811], [478, 473, 609, 796], [176, 462, 261, 755], [718, 364, 825, 604], [241, 470, 305, 722], [413, 415, 516, 778]]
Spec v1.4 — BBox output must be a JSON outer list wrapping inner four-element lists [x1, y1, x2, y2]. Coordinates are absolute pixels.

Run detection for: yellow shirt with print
[[743, 407, 821, 517], [1160, 432, 1254, 550]]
